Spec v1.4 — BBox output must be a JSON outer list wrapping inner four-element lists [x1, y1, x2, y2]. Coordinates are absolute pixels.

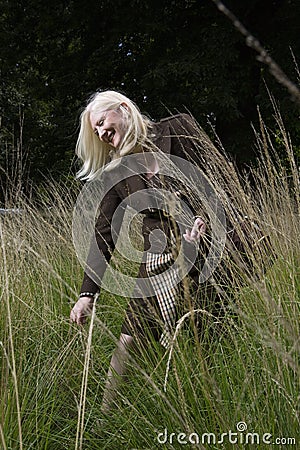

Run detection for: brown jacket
[[80, 113, 202, 295]]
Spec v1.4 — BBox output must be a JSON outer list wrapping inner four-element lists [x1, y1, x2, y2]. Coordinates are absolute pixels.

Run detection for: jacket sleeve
[[79, 168, 147, 296], [79, 182, 125, 295]]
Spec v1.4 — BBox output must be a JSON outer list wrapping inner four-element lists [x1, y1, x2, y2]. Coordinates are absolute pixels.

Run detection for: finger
[[190, 223, 200, 239], [70, 308, 83, 325], [70, 310, 76, 323], [78, 315, 86, 325], [190, 228, 198, 239], [195, 218, 206, 234], [184, 235, 192, 243], [183, 230, 192, 242], [183, 229, 190, 238]]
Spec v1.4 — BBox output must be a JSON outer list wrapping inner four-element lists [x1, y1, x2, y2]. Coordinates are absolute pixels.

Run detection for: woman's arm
[[80, 185, 125, 294], [71, 183, 125, 324]]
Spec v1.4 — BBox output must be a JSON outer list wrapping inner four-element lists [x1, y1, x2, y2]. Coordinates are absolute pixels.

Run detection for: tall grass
[[0, 108, 299, 449]]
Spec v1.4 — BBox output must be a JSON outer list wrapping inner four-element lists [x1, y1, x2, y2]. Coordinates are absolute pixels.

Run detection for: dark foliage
[[0, 0, 299, 198]]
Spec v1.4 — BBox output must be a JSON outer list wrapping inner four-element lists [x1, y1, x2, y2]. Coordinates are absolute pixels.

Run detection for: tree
[[0, 0, 299, 197]]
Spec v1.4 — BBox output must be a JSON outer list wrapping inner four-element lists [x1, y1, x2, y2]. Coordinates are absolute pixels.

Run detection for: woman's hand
[[70, 296, 94, 325], [183, 217, 206, 243]]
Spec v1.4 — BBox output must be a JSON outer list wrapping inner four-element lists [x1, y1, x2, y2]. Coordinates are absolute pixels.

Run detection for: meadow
[[0, 107, 299, 450]]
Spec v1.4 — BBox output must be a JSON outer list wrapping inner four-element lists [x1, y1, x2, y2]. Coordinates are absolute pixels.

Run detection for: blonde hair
[[75, 90, 152, 180]]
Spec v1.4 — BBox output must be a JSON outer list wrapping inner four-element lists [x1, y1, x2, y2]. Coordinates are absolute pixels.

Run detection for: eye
[[93, 119, 104, 136]]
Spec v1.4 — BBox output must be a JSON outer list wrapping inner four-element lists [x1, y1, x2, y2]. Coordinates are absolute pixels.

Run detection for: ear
[[120, 102, 129, 111]]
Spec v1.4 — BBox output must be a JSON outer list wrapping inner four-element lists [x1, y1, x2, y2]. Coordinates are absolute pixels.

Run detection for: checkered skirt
[[145, 251, 180, 348]]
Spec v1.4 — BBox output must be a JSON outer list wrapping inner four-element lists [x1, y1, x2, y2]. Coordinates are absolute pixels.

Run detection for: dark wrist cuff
[[79, 292, 97, 299]]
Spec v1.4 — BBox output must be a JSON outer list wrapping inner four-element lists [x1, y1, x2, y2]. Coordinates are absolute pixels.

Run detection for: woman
[[70, 90, 208, 412]]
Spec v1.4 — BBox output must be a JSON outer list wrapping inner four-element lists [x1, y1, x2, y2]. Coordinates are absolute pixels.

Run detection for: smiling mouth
[[107, 130, 115, 144]]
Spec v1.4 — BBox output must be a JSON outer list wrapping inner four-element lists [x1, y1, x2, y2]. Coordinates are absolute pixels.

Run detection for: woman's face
[[89, 107, 127, 149]]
